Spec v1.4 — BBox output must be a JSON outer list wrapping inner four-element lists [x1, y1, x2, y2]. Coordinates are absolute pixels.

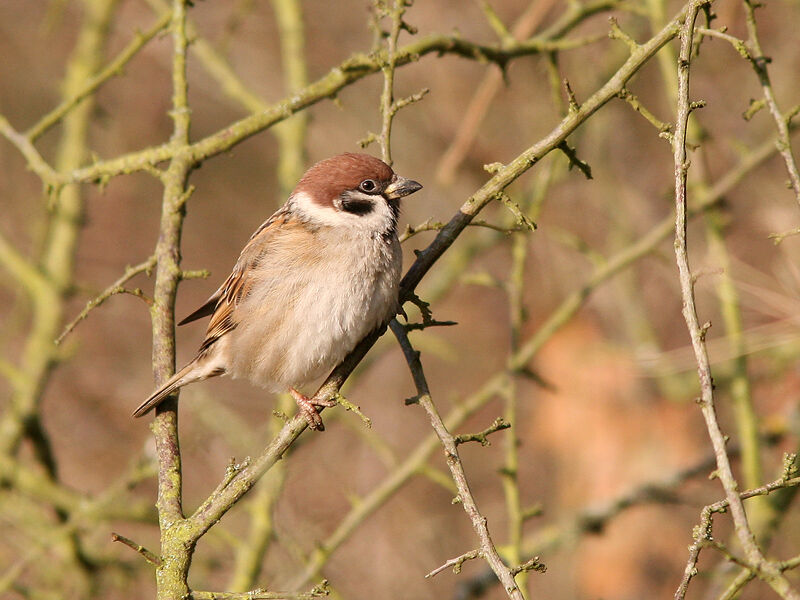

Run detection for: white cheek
[[290, 190, 395, 234]]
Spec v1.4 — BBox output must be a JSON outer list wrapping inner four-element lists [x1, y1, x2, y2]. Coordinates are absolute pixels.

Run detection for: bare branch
[[425, 549, 482, 579], [191, 581, 329, 600], [56, 256, 156, 345], [27, 12, 172, 142], [454, 417, 511, 446], [672, 3, 800, 597], [111, 532, 162, 566], [389, 320, 529, 600]]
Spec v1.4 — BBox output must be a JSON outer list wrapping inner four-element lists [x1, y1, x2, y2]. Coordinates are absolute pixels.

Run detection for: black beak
[[384, 175, 423, 200]]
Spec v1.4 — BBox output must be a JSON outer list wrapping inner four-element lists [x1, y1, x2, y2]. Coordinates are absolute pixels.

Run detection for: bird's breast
[[228, 229, 401, 390]]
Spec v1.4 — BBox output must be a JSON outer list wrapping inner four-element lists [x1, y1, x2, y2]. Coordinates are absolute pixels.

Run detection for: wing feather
[[182, 207, 290, 352]]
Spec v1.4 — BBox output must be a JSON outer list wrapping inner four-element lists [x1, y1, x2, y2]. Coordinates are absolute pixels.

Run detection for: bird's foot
[[289, 388, 337, 432]]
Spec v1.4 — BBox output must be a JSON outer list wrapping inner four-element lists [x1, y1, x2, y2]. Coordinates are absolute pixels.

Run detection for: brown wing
[[182, 207, 289, 353]]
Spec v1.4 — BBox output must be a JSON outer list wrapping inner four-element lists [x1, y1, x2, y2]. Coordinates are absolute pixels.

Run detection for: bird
[[133, 153, 422, 430]]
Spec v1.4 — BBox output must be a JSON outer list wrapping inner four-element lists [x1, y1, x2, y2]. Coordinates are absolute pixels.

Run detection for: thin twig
[[454, 417, 510, 446], [671, 4, 799, 598], [27, 12, 172, 142], [60, 29, 628, 186], [191, 580, 329, 600], [56, 256, 156, 345], [389, 320, 528, 600], [111, 532, 162, 566], [0, 115, 62, 187], [435, 0, 611, 184], [425, 549, 482, 578], [676, 474, 800, 598], [741, 1, 800, 208], [399, 219, 529, 242], [377, 0, 408, 165], [286, 376, 507, 590]]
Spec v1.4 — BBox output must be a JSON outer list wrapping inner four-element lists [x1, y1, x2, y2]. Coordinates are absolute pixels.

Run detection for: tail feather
[[133, 362, 201, 418]]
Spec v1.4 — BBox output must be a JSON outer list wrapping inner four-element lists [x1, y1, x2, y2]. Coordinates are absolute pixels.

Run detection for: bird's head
[[290, 153, 422, 236]]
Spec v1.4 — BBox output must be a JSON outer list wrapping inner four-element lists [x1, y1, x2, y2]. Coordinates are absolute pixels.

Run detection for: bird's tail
[[133, 361, 205, 418]]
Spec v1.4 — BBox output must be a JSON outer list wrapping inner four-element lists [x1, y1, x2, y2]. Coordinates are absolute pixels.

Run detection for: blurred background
[[1, 0, 800, 598]]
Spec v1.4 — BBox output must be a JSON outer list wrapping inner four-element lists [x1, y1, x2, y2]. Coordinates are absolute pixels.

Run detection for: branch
[[288, 116, 793, 592], [676, 472, 800, 599], [61, 28, 617, 185], [26, 12, 172, 142], [375, 0, 413, 165], [671, 4, 799, 598], [0, 114, 61, 188], [389, 320, 529, 600], [0, 228, 50, 298], [425, 548, 482, 578], [286, 375, 507, 589], [111, 532, 162, 566], [435, 0, 618, 184], [741, 1, 800, 208], [56, 256, 156, 345], [454, 417, 510, 446], [400, 0, 704, 301], [399, 218, 529, 242], [148, 2, 195, 597], [191, 581, 329, 600]]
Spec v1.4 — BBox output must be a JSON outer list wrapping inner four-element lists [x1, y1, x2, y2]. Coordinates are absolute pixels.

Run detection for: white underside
[[208, 196, 401, 392]]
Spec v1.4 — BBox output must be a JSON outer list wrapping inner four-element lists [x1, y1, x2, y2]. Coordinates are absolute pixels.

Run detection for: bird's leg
[[289, 387, 337, 432]]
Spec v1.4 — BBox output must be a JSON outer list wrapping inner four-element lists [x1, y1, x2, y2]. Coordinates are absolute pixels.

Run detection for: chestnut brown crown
[[293, 153, 420, 208]]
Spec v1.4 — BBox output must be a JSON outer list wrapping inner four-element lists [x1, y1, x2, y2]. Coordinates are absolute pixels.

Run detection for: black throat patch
[[340, 196, 375, 215]]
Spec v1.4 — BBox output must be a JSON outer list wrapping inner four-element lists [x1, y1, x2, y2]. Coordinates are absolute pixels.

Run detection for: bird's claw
[[289, 388, 336, 432]]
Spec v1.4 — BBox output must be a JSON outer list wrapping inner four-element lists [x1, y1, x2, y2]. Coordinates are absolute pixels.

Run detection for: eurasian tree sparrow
[[133, 153, 422, 430]]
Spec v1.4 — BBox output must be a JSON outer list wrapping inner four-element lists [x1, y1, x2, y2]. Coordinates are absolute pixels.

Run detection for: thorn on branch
[[177, 184, 196, 208], [334, 393, 371, 428], [403, 318, 458, 332], [425, 549, 482, 578], [393, 87, 429, 113], [608, 17, 638, 52], [497, 193, 537, 230], [556, 141, 593, 179], [563, 78, 580, 114], [699, 321, 711, 341], [769, 226, 800, 244], [689, 100, 707, 113], [209, 456, 252, 499], [181, 268, 211, 281], [510, 556, 546, 576], [358, 131, 379, 148], [617, 88, 673, 141], [455, 417, 510, 446], [743, 98, 766, 121], [781, 453, 798, 482], [405, 292, 435, 326], [111, 532, 162, 566]]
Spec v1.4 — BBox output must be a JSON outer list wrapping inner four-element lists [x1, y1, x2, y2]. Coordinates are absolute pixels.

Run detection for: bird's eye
[[359, 179, 377, 193]]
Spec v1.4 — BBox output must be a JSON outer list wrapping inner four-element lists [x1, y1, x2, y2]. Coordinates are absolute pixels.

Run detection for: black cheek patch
[[341, 197, 375, 215]]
